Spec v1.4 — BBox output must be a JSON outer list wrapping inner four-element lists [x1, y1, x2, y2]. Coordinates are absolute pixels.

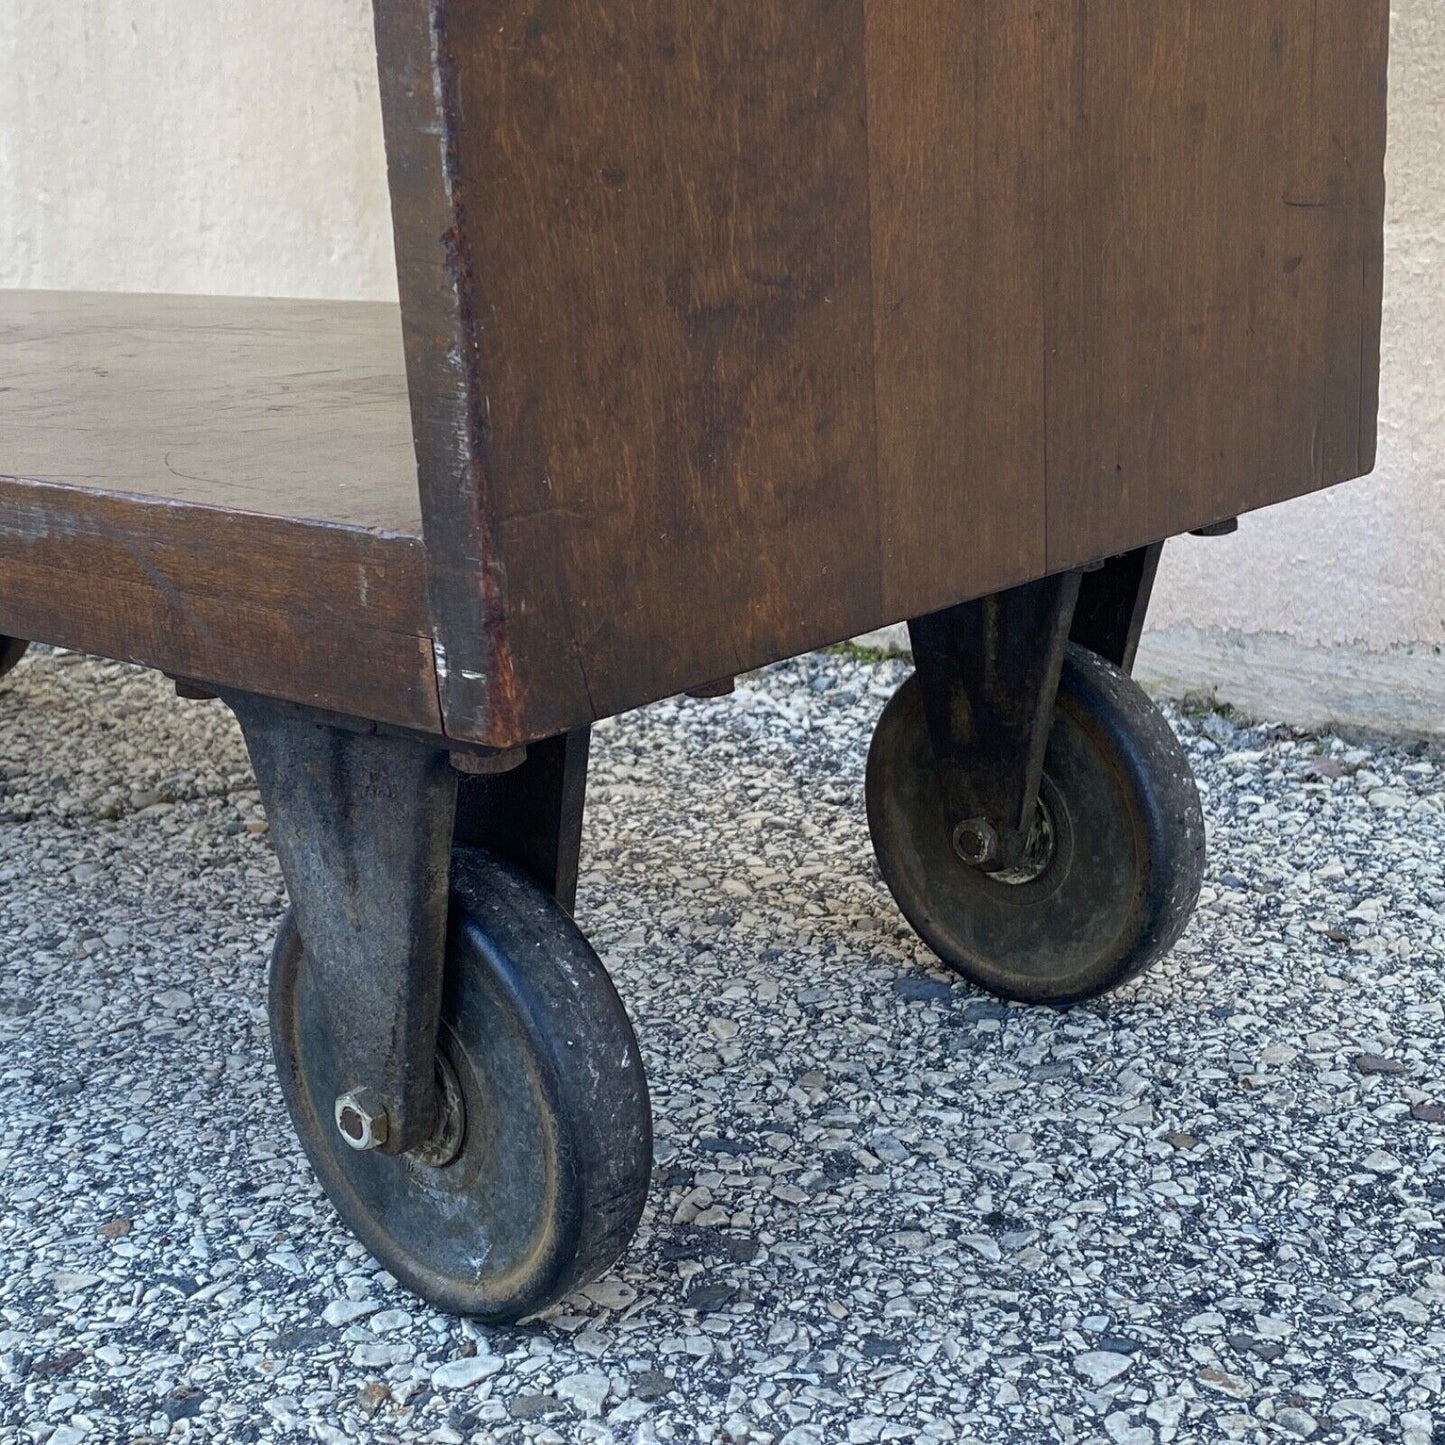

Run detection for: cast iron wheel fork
[[867, 546, 1206, 1004], [225, 695, 651, 1320]]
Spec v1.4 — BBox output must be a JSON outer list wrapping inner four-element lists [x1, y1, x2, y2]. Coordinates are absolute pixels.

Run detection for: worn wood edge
[[1352, 0, 1390, 485], [0, 470, 431, 549], [427, 466, 1384, 750], [0, 471, 427, 618], [0, 475, 443, 733], [372, 0, 520, 745], [0, 556, 443, 733]]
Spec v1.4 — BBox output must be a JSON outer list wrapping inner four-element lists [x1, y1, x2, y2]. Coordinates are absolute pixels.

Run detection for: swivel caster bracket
[[225, 694, 458, 1157], [907, 571, 1082, 874], [225, 693, 646, 1320]]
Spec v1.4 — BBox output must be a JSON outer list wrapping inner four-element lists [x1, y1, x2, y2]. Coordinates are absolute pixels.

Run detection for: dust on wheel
[[867, 644, 1205, 1005], [0, 637, 28, 678], [270, 850, 652, 1321]]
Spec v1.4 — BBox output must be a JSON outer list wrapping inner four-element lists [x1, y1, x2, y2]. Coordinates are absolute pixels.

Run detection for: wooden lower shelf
[[0, 291, 441, 732]]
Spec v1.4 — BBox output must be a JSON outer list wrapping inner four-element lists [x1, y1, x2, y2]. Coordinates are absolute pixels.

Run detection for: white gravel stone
[[431, 1354, 504, 1390], [1402, 1410, 1435, 1445], [353, 1341, 411, 1368], [1105, 1411, 1154, 1445], [1360, 1149, 1403, 1174], [1334, 1398, 1391, 1427], [1145, 1397, 1184, 1430], [48, 1272, 101, 1296], [555, 1370, 611, 1416], [1275, 1407, 1320, 1438], [322, 1299, 379, 1327], [580, 1279, 637, 1311], [1074, 1352, 1133, 1387]]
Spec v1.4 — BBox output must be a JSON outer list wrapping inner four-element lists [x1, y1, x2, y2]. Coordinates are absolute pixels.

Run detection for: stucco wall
[[0, 0, 396, 301], [3, 1, 1442, 722]]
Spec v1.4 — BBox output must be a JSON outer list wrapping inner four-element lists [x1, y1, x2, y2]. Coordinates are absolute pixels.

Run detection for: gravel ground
[[1, 646, 1443, 1445]]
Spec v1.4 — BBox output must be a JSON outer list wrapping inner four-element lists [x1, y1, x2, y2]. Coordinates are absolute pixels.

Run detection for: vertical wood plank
[[1043, 0, 1388, 569], [864, 0, 1048, 618], [373, 0, 515, 742], [443, 0, 880, 737], [1311, 0, 1390, 480]]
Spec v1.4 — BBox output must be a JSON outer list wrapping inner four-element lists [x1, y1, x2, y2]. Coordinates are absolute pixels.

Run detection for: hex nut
[[334, 1089, 389, 1151], [952, 817, 999, 867]]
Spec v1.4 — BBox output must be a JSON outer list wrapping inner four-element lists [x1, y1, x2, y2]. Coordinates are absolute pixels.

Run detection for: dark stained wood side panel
[[0, 478, 442, 733], [865, 1, 1048, 619], [1312, 0, 1389, 480], [441, 0, 881, 739], [1042, 0, 1389, 568], [369, 0, 1387, 745]]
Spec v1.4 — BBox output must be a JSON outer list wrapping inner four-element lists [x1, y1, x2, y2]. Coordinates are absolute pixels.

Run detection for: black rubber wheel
[[867, 644, 1204, 1005], [0, 638, 28, 678], [270, 849, 652, 1320]]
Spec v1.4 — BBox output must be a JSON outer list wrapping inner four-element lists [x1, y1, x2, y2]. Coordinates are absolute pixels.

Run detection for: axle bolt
[[952, 818, 998, 867], [334, 1089, 389, 1151]]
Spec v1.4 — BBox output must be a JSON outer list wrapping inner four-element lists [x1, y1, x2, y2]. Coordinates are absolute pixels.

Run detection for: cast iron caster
[[867, 644, 1204, 1005], [0, 638, 28, 678], [270, 849, 652, 1320]]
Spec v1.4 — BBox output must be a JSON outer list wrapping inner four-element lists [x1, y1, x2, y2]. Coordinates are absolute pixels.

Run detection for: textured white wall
[[0, 0, 396, 300], [2, 1, 1441, 668]]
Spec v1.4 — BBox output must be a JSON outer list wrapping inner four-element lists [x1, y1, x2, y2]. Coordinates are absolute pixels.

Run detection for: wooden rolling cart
[[0, 2, 1389, 1318]]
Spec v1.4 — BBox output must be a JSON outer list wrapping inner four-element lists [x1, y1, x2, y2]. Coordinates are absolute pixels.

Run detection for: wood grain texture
[[865, 1, 1048, 618], [0, 479, 440, 730], [1041, 0, 1390, 567], [1, 7, 1388, 747], [373, 0, 512, 740], [438, 0, 881, 739], [0, 293, 441, 732]]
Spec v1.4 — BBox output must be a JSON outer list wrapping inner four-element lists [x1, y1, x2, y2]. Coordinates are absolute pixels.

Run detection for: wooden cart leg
[[1069, 542, 1165, 674]]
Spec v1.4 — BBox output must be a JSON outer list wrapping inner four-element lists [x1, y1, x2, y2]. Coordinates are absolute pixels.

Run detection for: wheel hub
[[986, 797, 1058, 886], [405, 1050, 467, 1169], [950, 817, 998, 866], [950, 800, 1060, 884]]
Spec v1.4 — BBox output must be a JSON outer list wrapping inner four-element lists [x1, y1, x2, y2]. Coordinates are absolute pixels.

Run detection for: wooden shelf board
[[1, 290, 423, 536], [0, 291, 442, 733]]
